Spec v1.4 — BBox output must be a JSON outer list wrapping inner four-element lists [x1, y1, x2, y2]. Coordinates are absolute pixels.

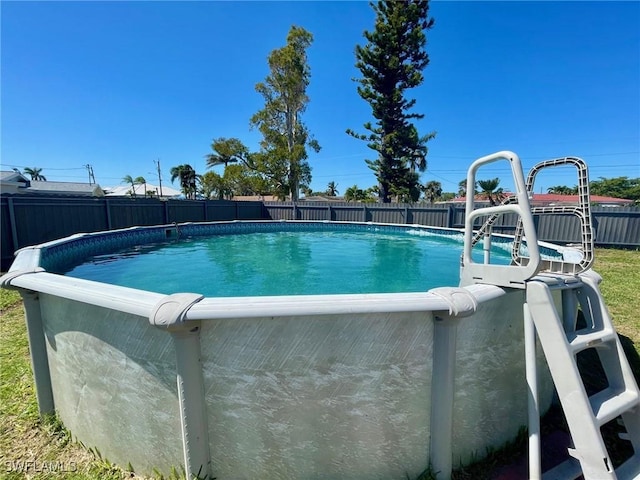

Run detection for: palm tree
[[422, 180, 442, 204], [326, 181, 339, 197], [344, 185, 368, 202], [122, 175, 137, 197], [24, 167, 47, 181], [170, 164, 197, 199], [134, 176, 147, 198], [404, 126, 434, 174], [205, 137, 248, 169], [458, 178, 477, 198], [478, 178, 504, 206]]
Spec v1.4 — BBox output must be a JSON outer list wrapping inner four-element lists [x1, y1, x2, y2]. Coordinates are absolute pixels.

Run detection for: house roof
[[104, 183, 182, 198], [27, 181, 104, 196], [450, 193, 633, 205], [0, 170, 30, 184], [530, 193, 633, 205]]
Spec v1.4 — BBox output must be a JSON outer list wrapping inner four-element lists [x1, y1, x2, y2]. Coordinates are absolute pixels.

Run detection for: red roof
[[451, 193, 633, 205], [531, 193, 632, 205]]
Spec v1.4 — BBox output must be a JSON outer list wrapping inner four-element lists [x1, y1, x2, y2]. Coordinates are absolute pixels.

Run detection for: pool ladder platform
[[460, 152, 640, 480]]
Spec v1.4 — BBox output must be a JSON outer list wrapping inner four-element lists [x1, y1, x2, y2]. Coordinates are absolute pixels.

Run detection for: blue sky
[[2, 1, 639, 196]]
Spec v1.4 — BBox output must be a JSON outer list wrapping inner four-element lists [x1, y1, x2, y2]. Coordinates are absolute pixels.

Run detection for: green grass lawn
[[1, 248, 638, 480]]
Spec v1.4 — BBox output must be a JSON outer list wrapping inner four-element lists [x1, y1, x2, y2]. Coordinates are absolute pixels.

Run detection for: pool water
[[63, 230, 512, 297]]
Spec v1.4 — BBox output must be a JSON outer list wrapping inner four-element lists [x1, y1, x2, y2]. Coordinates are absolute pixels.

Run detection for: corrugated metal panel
[[536, 214, 583, 244], [592, 207, 640, 246], [206, 202, 237, 221], [264, 202, 295, 220], [13, 196, 109, 248], [0, 197, 16, 267], [235, 202, 264, 220], [167, 200, 206, 223], [109, 198, 166, 228]]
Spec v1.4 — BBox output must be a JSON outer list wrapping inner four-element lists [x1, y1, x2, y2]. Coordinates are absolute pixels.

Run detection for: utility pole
[[85, 164, 96, 185], [154, 159, 163, 197]]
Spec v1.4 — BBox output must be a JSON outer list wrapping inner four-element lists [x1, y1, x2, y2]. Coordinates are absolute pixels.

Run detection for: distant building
[[1, 171, 104, 197], [0, 171, 30, 193], [104, 183, 182, 199], [449, 193, 633, 207], [27, 180, 105, 197], [529, 193, 634, 207]]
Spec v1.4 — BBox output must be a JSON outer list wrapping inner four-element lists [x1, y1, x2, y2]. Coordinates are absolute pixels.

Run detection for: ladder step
[[532, 274, 583, 289], [542, 457, 583, 480], [615, 454, 640, 479], [568, 327, 618, 354], [590, 389, 640, 426]]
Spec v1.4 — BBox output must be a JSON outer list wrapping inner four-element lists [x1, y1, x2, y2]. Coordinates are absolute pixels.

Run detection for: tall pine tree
[[347, 0, 435, 203]]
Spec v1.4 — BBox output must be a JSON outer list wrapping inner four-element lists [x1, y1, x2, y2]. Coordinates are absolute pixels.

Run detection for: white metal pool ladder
[[459, 151, 640, 480]]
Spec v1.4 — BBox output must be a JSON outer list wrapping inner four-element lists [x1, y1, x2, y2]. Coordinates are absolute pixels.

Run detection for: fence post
[[203, 201, 208, 222], [164, 201, 170, 224], [7, 197, 19, 251], [404, 205, 409, 224], [327, 205, 332, 221], [105, 198, 113, 230], [363, 204, 367, 222]]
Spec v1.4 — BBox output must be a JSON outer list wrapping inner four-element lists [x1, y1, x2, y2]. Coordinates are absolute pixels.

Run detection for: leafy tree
[[224, 164, 272, 197], [205, 138, 248, 168], [477, 178, 504, 206], [458, 178, 477, 197], [24, 167, 47, 181], [250, 25, 321, 202], [422, 180, 442, 204], [200, 171, 230, 200], [170, 164, 198, 199], [326, 181, 339, 196], [547, 185, 577, 195], [590, 177, 640, 201], [440, 192, 455, 201], [122, 174, 137, 197], [347, 0, 435, 203]]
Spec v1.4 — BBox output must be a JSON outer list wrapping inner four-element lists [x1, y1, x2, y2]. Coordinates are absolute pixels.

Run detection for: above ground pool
[[59, 223, 520, 296], [2, 220, 563, 480]]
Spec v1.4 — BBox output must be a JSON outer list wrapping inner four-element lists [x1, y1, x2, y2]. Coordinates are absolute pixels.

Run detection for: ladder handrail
[[512, 156, 594, 273], [460, 151, 541, 288], [466, 155, 595, 280]]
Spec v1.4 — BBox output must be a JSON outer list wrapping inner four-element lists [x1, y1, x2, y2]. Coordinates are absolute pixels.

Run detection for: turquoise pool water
[[63, 230, 512, 297]]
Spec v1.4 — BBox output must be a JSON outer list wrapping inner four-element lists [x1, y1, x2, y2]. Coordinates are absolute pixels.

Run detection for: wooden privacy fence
[[1, 195, 638, 270]]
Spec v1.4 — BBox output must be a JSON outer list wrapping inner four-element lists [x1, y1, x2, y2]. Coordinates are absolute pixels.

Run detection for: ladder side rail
[[524, 302, 542, 480], [527, 280, 616, 478], [580, 273, 640, 394], [580, 271, 640, 475]]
